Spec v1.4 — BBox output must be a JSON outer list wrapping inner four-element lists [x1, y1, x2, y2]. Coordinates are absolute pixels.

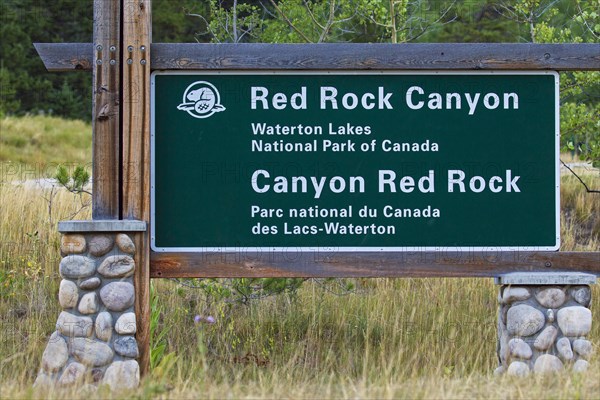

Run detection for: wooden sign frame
[[33, 7, 600, 279], [34, 0, 600, 375]]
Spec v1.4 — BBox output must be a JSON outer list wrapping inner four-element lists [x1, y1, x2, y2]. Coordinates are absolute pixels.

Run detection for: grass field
[[0, 116, 599, 399], [0, 116, 91, 167]]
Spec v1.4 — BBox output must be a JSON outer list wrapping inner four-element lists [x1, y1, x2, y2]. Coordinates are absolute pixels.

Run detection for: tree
[[193, 0, 456, 44], [0, 67, 20, 116], [0, 0, 93, 119], [420, 0, 521, 42], [501, 0, 600, 167], [153, 0, 212, 43]]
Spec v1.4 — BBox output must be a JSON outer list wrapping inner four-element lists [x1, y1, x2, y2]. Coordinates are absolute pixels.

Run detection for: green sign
[[151, 72, 559, 252]]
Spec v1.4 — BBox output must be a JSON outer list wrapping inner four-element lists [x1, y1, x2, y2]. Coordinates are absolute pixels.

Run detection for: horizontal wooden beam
[[150, 251, 600, 278], [34, 43, 93, 71], [36, 43, 600, 72]]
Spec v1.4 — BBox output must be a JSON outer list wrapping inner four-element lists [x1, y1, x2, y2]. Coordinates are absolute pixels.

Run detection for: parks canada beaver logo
[[177, 81, 226, 119]]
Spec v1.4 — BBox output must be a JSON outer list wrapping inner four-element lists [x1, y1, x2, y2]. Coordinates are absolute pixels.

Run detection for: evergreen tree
[[0, 0, 92, 119], [419, 0, 521, 42]]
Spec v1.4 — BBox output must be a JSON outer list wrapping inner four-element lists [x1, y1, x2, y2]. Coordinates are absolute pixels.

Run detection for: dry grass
[[561, 170, 600, 250], [0, 173, 598, 399], [1, 365, 599, 399], [0, 140, 598, 399], [0, 184, 92, 399]]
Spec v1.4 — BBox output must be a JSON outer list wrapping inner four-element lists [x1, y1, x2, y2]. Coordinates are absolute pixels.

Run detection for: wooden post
[[92, 0, 120, 219], [121, 0, 152, 376]]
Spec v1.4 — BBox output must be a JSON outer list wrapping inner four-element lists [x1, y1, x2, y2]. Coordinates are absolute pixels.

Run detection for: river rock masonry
[[495, 273, 596, 376], [34, 221, 145, 391]]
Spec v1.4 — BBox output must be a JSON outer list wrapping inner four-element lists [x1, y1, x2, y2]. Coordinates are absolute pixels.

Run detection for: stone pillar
[[495, 272, 596, 377], [34, 220, 146, 390]]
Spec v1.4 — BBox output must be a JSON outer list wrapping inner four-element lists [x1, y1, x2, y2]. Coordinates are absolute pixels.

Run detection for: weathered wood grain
[[92, 0, 120, 219], [35, 43, 600, 72], [150, 251, 600, 278], [33, 43, 92, 71], [121, 0, 152, 377], [152, 43, 600, 71]]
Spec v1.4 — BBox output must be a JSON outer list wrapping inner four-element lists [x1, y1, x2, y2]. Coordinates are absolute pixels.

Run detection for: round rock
[[508, 338, 532, 360], [98, 255, 135, 278], [535, 287, 565, 308], [91, 368, 104, 383], [573, 359, 589, 373], [572, 339, 593, 359], [59, 256, 96, 279], [102, 360, 140, 390], [498, 329, 509, 365], [507, 304, 545, 337], [69, 337, 114, 367], [500, 305, 508, 325], [502, 287, 531, 303], [41, 332, 68, 373], [80, 277, 101, 290], [556, 337, 574, 361], [115, 312, 137, 334], [506, 361, 530, 377], [100, 282, 135, 311], [493, 366, 505, 376], [534, 326, 558, 351], [95, 311, 113, 342], [557, 306, 592, 337], [60, 234, 86, 255], [114, 336, 139, 358], [56, 311, 93, 337], [33, 373, 54, 389], [58, 362, 86, 386], [116, 233, 136, 254], [546, 308, 555, 323], [78, 292, 99, 315], [534, 354, 564, 374], [89, 234, 114, 257], [571, 287, 591, 307], [58, 279, 78, 309]]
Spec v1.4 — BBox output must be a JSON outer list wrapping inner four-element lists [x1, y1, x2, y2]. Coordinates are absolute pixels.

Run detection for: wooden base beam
[[151, 251, 600, 278]]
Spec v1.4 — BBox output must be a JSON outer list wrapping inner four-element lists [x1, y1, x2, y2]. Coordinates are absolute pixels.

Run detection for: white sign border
[[150, 71, 560, 253]]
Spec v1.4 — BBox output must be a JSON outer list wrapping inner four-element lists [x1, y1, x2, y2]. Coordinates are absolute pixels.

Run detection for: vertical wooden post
[[122, 0, 152, 375], [92, 0, 120, 219]]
